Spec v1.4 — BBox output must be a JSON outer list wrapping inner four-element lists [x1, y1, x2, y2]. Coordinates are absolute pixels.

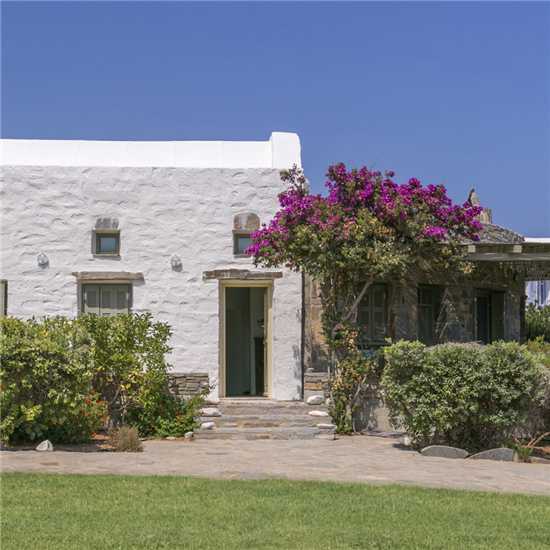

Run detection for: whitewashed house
[[0, 133, 305, 402]]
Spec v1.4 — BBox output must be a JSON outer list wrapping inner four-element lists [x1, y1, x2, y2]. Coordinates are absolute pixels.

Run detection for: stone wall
[[168, 373, 210, 397]]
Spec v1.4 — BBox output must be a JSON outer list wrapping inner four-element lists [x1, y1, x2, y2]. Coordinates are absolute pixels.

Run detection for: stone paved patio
[[2, 436, 549, 496]]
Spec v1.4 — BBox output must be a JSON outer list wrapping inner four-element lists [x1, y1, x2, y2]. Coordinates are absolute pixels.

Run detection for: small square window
[[94, 232, 120, 256], [234, 234, 252, 255]]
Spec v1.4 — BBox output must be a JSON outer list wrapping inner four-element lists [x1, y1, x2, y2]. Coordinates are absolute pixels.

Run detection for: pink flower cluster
[[245, 163, 483, 264]]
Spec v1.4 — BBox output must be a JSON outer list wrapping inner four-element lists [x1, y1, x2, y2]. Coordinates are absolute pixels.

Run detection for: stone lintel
[[203, 269, 283, 280], [72, 271, 144, 281]]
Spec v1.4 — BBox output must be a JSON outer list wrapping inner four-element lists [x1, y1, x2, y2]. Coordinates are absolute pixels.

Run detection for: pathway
[[2, 437, 549, 495]]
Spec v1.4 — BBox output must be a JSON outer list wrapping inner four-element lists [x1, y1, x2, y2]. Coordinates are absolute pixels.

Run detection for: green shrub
[[79, 313, 172, 418], [381, 341, 542, 452], [0, 317, 95, 443], [127, 388, 208, 438], [42, 393, 109, 444], [525, 303, 550, 342], [109, 426, 143, 452], [1, 313, 174, 444], [526, 336, 550, 368]]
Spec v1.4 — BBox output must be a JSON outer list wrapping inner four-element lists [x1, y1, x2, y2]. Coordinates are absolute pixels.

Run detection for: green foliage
[[526, 336, 550, 367], [127, 388, 208, 438], [79, 313, 172, 416], [525, 303, 550, 342], [42, 394, 109, 444], [382, 341, 543, 452], [1, 313, 175, 444], [0, 317, 94, 443], [326, 324, 374, 433], [514, 443, 533, 463], [109, 426, 143, 452]]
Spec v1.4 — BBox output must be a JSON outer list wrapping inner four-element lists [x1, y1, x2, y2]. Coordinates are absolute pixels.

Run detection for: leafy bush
[[127, 388, 209, 438], [1, 312, 174, 444], [0, 317, 95, 443], [109, 426, 143, 452], [381, 341, 542, 452], [526, 336, 550, 368], [525, 303, 550, 342], [79, 313, 172, 419], [43, 393, 109, 444]]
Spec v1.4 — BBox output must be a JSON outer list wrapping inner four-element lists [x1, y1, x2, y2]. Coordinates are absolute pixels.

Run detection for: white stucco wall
[[0, 133, 303, 400]]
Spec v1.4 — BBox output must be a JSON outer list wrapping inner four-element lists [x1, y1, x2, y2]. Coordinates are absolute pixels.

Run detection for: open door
[[223, 284, 270, 397]]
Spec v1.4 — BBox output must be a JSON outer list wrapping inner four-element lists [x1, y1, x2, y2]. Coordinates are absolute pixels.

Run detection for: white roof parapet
[[524, 238, 550, 243], [0, 132, 301, 169]]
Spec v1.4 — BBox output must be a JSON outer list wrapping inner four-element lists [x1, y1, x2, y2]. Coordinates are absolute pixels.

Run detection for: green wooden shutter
[[372, 286, 386, 342], [114, 285, 130, 315], [100, 285, 114, 317], [0, 282, 6, 317], [491, 292, 505, 342], [83, 284, 100, 316]]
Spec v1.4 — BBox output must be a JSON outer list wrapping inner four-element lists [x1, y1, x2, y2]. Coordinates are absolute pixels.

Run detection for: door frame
[[219, 280, 273, 398]]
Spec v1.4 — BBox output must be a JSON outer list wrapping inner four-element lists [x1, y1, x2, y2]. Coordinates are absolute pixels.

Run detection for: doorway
[[222, 284, 270, 397]]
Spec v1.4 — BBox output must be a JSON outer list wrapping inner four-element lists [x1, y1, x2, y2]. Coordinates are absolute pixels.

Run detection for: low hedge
[[381, 341, 543, 452]]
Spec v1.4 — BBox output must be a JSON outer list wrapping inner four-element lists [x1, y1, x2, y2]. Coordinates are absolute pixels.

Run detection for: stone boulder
[[307, 395, 325, 406], [36, 440, 54, 452], [469, 448, 514, 461], [200, 408, 222, 417], [421, 445, 469, 459]]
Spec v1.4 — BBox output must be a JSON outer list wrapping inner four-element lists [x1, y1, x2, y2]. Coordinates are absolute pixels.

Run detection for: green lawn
[[2, 473, 549, 549]]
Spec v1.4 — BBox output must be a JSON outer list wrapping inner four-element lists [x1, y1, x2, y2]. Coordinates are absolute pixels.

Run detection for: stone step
[[193, 400, 335, 441]]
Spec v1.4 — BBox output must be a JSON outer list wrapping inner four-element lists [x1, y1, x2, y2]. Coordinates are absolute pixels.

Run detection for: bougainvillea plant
[[246, 164, 483, 432]]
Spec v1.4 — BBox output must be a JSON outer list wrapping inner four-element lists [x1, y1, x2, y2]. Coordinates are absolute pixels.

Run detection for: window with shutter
[[475, 290, 505, 344], [82, 284, 131, 316], [358, 284, 387, 345], [417, 286, 443, 346]]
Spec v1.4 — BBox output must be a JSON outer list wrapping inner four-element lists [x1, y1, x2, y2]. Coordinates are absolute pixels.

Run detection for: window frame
[[233, 231, 253, 257], [92, 230, 121, 257], [81, 283, 132, 317]]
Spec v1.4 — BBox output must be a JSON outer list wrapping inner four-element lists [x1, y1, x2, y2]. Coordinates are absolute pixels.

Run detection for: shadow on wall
[[354, 399, 393, 431]]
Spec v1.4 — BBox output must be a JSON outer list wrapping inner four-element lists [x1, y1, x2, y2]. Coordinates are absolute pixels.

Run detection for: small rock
[[469, 448, 514, 462], [201, 422, 215, 430], [200, 408, 222, 417], [325, 398, 331, 406], [530, 456, 550, 465], [307, 395, 325, 405], [309, 410, 329, 417], [184, 431, 194, 440], [165, 436, 177, 441], [315, 434, 336, 440], [421, 445, 469, 459], [317, 423, 337, 429], [206, 397, 220, 405], [36, 440, 54, 452], [403, 436, 413, 447]]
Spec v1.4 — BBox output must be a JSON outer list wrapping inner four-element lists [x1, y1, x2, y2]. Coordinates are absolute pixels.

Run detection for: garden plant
[[0, 313, 205, 444], [246, 164, 483, 432], [381, 340, 543, 451]]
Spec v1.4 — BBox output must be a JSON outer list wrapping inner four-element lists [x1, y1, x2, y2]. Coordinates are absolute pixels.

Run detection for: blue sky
[[2, 1, 549, 237]]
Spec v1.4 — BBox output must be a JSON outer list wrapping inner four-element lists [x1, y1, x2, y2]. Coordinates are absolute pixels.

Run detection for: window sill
[[93, 254, 120, 258]]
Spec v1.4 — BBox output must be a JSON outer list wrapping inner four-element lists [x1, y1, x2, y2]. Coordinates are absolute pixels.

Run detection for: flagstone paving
[[2, 436, 549, 496]]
